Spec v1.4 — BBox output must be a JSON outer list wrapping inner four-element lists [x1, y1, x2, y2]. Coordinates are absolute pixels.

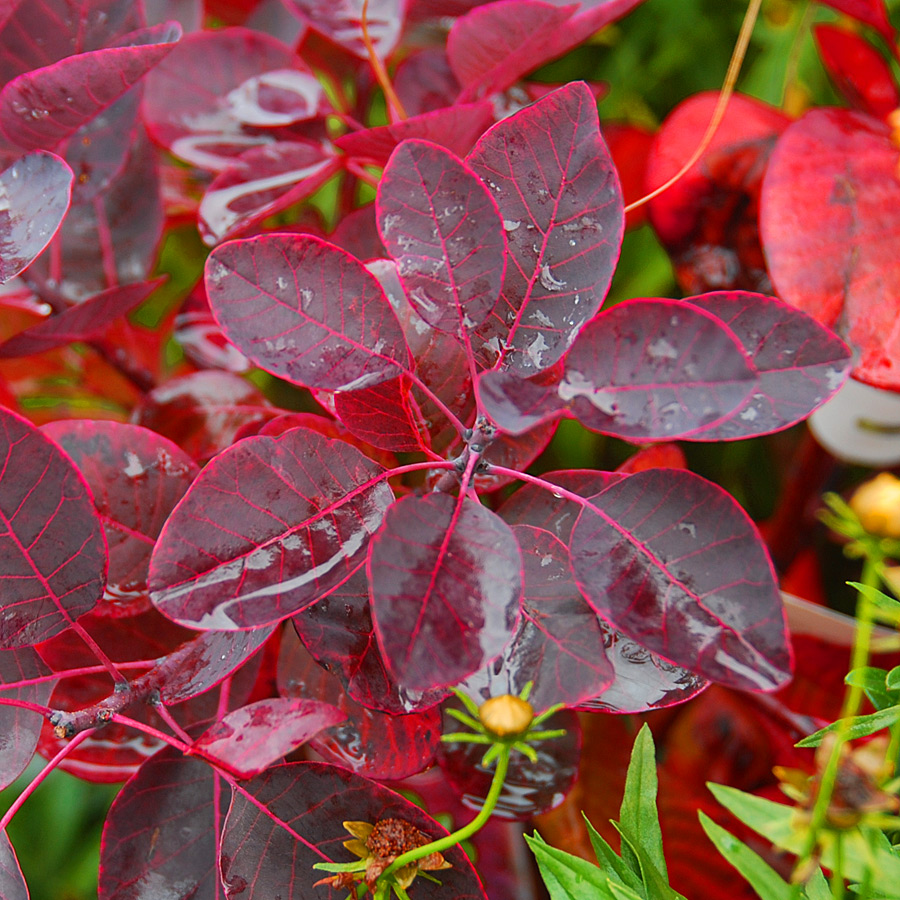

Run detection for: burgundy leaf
[[368, 492, 522, 692], [0, 646, 55, 790], [394, 48, 461, 116], [174, 285, 252, 373], [479, 298, 758, 439], [330, 203, 386, 261], [98, 747, 224, 900], [39, 420, 198, 615], [377, 139, 506, 334], [149, 428, 395, 629], [223, 68, 327, 128], [192, 697, 345, 778], [334, 375, 430, 453], [220, 762, 487, 900], [0, 405, 106, 649], [471, 417, 557, 492], [818, 0, 896, 45], [278, 630, 442, 779], [760, 108, 900, 389], [0, 830, 26, 900], [459, 525, 612, 711], [132, 370, 275, 465], [646, 92, 790, 295], [199, 140, 342, 245], [281, 0, 406, 59], [0, 22, 183, 151], [814, 24, 900, 119], [291, 566, 445, 714], [467, 82, 625, 374], [570, 468, 790, 691], [205, 233, 411, 391], [0, 280, 162, 358], [335, 102, 495, 166], [677, 291, 851, 440], [0, 151, 73, 284]]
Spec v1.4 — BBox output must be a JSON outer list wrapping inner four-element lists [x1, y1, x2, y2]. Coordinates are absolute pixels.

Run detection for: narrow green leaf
[[525, 833, 617, 900], [847, 582, 900, 613], [608, 883, 648, 900], [795, 706, 900, 748], [707, 784, 797, 849], [802, 868, 830, 900], [619, 723, 668, 882], [614, 821, 684, 900], [583, 815, 646, 893], [699, 812, 793, 900], [845, 666, 894, 711], [886, 666, 900, 692]]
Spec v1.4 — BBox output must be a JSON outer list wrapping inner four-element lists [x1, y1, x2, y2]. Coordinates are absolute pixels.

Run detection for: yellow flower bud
[[849, 472, 900, 538], [478, 694, 534, 737]]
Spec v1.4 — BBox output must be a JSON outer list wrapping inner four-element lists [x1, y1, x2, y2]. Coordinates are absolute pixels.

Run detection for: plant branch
[[361, 0, 407, 121]]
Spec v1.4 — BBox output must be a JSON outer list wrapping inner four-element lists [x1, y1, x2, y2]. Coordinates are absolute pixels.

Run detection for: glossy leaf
[[479, 298, 757, 439], [98, 747, 224, 900], [760, 108, 900, 389], [0, 151, 73, 284], [467, 82, 625, 374], [0, 646, 54, 790], [368, 492, 522, 692], [223, 68, 326, 127], [0, 280, 162, 358], [220, 762, 487, 900], [0, 406, 106, 648], [149, 428, 394, 629], [377, 139, 505, 335], [334, 375, 429, 452], [570, 469, 790, 691], [205, 233, 411, 391], [677, 291, 851, 440], [459, 525, 612, 711], [0, 22, 183, 152], [0, 830, 26, 900], [281, 0, 406, 59], [192, 697, 345, 778]]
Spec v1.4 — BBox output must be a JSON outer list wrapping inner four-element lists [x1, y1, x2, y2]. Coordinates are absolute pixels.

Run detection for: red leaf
[[818, 0, 896, 45], [570, 469, 790, 691], [0, 406, 106, 648], [467, 82, 625, 374], [205, 233, 411, 391], [0, 22, 182, 151], [149, 428, 394, 629], [760, 108, 900, 389], [192, 697, 345, 778], [368, 492, 522, 691], [282, 0, 406, 59], [377, 139, 506, 335]]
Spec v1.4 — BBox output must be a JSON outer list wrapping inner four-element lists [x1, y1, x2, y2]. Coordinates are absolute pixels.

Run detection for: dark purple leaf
[[279, 630, 442, 779], [0, 830, 26, 900], [199, 140, 341, 245], [459, 525, 611, 711], [0, 405, 106, 649], [0, 151, 73, 284], [570, 468, 791, 691], [677, 291, 851, 440], [149, 428, 394, 629], [368, 492, 522, 692], [291, 565, 446, 714], [132, 370, 275, 464], [220, 762, 487, 900], [438, 707, 581, 819], [329, 203, 385, 261], [335, 102, 495, 167], [478, 298, 758, 439], [0, 646, 55, 790], [0, 22, 182, 152], [0, 280, 162, 358], [205, 233, 411, 391], [576, 623, 708, 713], [39, 420, 198, 615], [174, 285, 252, 373], [192, 697, 345, 778], [281, 0, 406, 59], [98, 747, 224, 900], [377, 139, 506, 334], [394, 48, 460, 116], [467, 82, 624, 374]]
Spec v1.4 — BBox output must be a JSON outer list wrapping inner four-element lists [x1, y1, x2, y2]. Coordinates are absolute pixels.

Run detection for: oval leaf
[[206, 233, 411, 391], [0, 406, 106, 648], [377, 139, 506, 335], [149, 428, 394, 629], [0, 830, 26, 900], [570, 468, 790, 691], [369, 492, 522, 692]]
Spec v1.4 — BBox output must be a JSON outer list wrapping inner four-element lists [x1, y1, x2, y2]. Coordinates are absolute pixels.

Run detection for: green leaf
[[525, 833, 617, 900], [795, 706, 900, 748], [887, 666, 900, 692], [847, 582, 900, 614], [802, 868, 831, 900], [845, 666, 895, 711], [608, 883, 649, 900], [583, 815, 646, 894], [707, 784, 797, 849], [614, 821, 686, 900], [698, 812, 793, 900], [618, 724, 667, 882]]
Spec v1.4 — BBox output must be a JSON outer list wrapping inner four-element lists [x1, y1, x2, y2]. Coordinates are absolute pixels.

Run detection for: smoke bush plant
[[0, 0, 859, 897]]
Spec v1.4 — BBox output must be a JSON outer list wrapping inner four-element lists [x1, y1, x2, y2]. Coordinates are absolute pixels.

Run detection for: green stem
[[379, 745, 511, 884], [831, 832, 844, 900]]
